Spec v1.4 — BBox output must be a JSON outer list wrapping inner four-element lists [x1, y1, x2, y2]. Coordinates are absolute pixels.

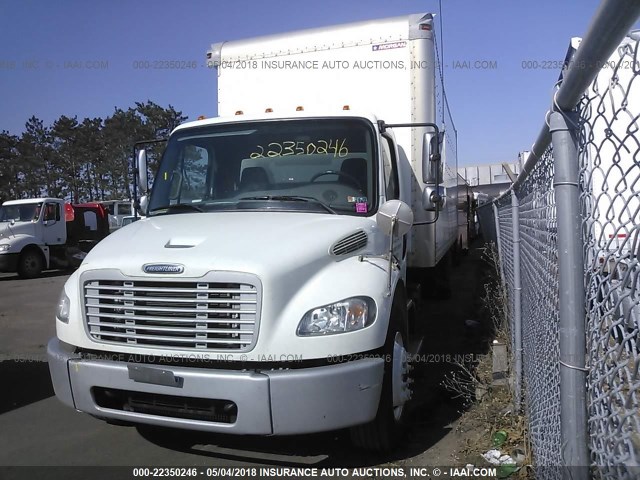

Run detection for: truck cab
[[0, 198, 109, 278], [0, 198, 67, 277]]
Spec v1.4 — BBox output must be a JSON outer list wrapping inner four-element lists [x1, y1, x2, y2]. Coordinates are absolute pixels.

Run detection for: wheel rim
[[23, 254, 40, 275], [391, 332, 410, 421]]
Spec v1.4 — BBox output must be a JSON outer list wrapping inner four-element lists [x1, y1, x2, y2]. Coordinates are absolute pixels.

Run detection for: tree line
[[0, 101, 187, 204]]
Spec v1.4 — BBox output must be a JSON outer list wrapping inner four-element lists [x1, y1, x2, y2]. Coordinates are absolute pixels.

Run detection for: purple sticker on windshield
[[355, 202, 368, 213]]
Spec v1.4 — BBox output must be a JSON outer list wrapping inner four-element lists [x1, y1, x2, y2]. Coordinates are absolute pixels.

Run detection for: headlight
[[0, 244, 10, 252], [56, 290, 70, 323], [297, 297, 376, 336]]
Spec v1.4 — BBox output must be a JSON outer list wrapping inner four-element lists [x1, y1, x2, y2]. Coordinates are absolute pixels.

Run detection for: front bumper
[[47, 338, 384, 435], [0, 253, 19, 272]]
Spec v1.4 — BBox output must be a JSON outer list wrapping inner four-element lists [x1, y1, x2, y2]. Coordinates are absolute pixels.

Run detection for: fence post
[[492, 203, 506, 289], [549, 111, 588, 476], [510, 191, 522, 413]]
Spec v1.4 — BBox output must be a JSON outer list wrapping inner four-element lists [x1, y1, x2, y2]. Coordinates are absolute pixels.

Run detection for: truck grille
[[82, 273, 260, 351]]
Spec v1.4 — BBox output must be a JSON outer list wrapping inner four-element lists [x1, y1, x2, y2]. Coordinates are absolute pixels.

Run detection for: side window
[[171, 145, 210, 202], [119, 203, 132, 216], [44, 203, 59, 221], [84, 211, 97, 231], [381, 137, 399, 200]]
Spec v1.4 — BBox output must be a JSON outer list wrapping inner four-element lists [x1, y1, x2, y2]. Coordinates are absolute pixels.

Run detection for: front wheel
[[350, 294, 410, 451], [18, 249, 44, 279]]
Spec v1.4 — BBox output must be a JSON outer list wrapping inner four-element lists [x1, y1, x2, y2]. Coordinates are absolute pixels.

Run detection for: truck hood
[[0, 221, 36, 242], [82, 211, 379, 277]]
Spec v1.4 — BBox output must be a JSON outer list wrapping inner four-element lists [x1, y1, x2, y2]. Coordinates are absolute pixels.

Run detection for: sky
[[1, 0, 637, 166]]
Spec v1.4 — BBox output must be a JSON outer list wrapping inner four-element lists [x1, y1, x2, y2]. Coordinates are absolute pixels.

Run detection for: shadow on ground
[[0, 270, 69, 282], [133, 385, 466, 466], [1, 361, 54, 414]]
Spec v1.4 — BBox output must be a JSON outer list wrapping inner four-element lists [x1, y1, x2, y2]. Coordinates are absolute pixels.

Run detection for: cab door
[[381, 134, 408, 266], [41, 202, 65, 245]]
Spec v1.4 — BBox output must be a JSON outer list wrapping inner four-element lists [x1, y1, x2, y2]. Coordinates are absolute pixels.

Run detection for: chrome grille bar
[[83, 274, 260, 352]]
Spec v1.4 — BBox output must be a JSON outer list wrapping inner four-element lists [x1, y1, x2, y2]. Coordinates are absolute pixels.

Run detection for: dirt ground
[[395, 240, 531, 477]]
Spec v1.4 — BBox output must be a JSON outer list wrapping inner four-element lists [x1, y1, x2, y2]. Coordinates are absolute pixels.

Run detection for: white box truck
[[47, 12, 460, 450]]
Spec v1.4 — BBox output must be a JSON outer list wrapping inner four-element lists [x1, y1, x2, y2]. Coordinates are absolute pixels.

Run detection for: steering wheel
[[309, 170, 363, 191]]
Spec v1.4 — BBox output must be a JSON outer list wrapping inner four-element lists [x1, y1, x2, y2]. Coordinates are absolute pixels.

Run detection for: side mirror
[[137, 149, 149, 193], [422, 132, 442, 184], [376, 200, 413, 236]]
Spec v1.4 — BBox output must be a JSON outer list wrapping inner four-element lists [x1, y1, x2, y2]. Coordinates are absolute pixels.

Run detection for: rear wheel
[[350, 292, 410, 451], [18, 249, 44, 279]]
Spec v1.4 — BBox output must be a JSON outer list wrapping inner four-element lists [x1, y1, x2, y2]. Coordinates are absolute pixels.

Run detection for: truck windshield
[[0, 203, 42, 222], [148, 118, 377, 216]]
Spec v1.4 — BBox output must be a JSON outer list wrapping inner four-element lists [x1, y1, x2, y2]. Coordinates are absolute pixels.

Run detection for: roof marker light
[[343, 105, 350, 110], [235, 110, 244, 115], [265, 108, 273, 113], [296, 106, 304, 111], [197, 115, 206, 120]]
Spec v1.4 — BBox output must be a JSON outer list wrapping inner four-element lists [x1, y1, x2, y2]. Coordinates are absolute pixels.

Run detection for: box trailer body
[[0, 198, 109, 278], [48, 13, 460, 450]]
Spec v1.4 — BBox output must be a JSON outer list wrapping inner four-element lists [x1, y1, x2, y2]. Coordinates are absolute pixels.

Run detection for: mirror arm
[[385, 216, 397, 297]]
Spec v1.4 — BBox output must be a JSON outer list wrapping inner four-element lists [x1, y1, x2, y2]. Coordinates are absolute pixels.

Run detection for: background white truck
[[48, 12, 461, 451], [98, 199, 134, 232], [0, 198, 109, 278]]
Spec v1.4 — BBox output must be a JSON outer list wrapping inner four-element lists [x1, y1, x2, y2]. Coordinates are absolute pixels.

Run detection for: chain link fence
[[580, 32, 640, 474], [476, 9, 640, 478], [516, 147, 563, 471]]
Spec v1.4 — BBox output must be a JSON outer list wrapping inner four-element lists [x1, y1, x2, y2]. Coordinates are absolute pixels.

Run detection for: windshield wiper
[[239, 196, 336, 214], [149, 203, 204, 215]]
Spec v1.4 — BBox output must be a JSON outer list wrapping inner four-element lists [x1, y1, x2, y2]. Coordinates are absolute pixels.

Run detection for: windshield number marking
[[249, 139, 349, 159]]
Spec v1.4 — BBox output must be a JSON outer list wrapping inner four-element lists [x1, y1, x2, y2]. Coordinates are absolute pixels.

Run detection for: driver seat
[[239, 167, 269, 192], [340, 157, 367, 192]]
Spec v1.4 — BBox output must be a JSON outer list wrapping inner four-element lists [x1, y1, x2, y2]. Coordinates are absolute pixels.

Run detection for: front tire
[[18, 249, 44, 279], [350, 292, 410, 451]]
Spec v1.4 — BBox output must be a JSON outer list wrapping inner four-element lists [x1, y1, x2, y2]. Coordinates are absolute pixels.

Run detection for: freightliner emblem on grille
[[142, 263, 185, 274]]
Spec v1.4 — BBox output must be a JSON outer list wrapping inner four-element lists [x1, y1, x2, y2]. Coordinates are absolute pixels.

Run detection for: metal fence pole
[[510, 191, 522, 413], [492, 203, 506, 288], [549, 111, 588, 476]]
